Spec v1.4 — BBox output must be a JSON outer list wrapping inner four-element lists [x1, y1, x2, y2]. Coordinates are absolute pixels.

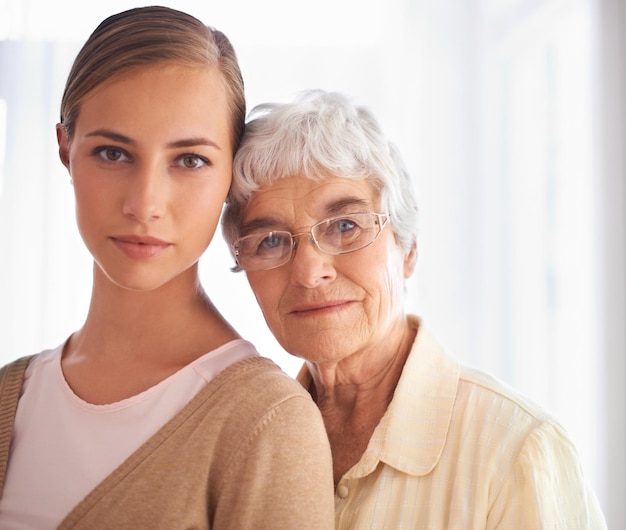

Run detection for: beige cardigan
[[0, 355, 334, 529]]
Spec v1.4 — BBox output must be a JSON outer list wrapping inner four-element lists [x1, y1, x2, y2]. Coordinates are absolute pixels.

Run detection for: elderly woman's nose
[[289, 239, 337, 288]]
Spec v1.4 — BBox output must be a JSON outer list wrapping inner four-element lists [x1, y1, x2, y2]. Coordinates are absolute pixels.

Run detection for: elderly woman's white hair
[[222, 89, 419, 255]]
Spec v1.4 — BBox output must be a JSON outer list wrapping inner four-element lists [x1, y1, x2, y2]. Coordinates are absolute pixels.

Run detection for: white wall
[[0, 0, 623, 525]]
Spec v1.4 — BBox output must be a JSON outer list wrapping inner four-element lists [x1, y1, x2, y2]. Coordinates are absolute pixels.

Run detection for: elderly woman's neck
[[308, 318, 417, 484], [310, 319, 416, 408]]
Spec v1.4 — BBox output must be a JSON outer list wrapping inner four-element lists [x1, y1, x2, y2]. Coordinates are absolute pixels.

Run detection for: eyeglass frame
[[231, 212, 390, 272]]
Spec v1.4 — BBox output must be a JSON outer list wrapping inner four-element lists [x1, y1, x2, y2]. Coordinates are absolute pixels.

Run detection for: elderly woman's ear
[[404, 238, 417, 278]]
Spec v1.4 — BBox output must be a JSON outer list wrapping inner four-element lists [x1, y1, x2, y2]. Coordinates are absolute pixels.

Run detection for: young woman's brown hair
[[60, 6, 245, 149]]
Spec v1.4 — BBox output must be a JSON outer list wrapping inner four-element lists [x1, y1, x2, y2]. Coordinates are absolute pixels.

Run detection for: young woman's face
[[57, 63, 233, 292]]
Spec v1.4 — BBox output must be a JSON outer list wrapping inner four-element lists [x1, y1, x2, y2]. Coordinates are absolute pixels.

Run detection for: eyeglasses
[[232, 212, 390, 272]]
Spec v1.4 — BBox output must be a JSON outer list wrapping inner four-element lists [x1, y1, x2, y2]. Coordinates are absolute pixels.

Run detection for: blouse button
[[336, 483, 349, 498]]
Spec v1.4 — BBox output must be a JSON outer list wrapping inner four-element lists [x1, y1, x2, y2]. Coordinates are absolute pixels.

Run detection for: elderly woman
[[222, 90, 606, 528]]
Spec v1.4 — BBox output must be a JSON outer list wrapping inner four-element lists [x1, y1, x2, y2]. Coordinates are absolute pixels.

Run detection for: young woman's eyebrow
[[167, 138, 221, 150], [84, 129, 221, 151], [85, 129, 134, 145]]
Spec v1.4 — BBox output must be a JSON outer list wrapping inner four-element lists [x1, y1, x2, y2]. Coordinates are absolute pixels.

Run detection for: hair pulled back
[[60, 6, 245, 150]]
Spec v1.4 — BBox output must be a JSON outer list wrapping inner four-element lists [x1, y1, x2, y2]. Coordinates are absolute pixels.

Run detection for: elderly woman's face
[[242, 174, 415, 365]]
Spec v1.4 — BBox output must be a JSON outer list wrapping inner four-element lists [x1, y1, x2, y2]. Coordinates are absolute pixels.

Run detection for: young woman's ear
[[56, 124, 71, 169]]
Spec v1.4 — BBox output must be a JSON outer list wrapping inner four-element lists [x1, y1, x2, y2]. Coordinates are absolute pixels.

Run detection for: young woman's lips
[[111, 235, 172, 259]]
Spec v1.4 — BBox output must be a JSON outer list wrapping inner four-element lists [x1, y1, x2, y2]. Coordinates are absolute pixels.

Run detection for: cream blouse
[[298, 317, 607, 529]]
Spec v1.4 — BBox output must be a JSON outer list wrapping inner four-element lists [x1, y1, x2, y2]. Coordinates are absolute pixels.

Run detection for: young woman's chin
[[95, 260, 199, 294]]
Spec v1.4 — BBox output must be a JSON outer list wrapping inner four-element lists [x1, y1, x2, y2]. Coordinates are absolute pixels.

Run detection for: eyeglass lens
[[234, 212, 386, 271]]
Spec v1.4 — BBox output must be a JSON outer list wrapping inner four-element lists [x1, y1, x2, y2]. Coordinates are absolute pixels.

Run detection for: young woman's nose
[[122, 165, 167, 222], [288, 236, 337, 288]]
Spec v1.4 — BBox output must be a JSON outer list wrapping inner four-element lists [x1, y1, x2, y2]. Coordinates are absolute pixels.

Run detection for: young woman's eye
[[178, 154, 209, 169], [95, 147, 128, 162]]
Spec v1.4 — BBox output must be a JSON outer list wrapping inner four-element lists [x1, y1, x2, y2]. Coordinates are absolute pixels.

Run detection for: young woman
[[0, 8, 333, 529]]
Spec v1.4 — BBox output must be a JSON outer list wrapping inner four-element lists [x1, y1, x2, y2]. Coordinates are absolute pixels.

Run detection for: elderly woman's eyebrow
[[325, 197, 371, 214], [240, 217, 282, 234], [240, 197, 373, 235]]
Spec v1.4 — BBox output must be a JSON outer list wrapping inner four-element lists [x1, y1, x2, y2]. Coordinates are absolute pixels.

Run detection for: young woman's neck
[[70, 263, 238, 362]]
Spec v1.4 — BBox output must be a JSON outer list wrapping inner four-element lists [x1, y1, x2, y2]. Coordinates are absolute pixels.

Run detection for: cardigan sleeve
[[489, 421, 607, 529], [212, 391, 335, 530], [0, 356, 32, 495]]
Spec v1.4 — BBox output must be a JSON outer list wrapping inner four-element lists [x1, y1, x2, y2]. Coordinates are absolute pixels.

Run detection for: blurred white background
[[1, 0, 624, 525]]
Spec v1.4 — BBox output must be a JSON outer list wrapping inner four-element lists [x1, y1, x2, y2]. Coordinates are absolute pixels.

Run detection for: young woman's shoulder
[[213, 353, 317, 411]]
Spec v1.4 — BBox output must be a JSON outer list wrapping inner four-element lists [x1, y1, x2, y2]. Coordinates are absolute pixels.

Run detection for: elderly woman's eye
[[325, 218, 359, 235], [258, 234, 284, 251], [336, 218, 357, 232]]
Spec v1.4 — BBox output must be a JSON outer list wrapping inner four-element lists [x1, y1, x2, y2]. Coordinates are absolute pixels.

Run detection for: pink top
[[0, 339, 258, 529]]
